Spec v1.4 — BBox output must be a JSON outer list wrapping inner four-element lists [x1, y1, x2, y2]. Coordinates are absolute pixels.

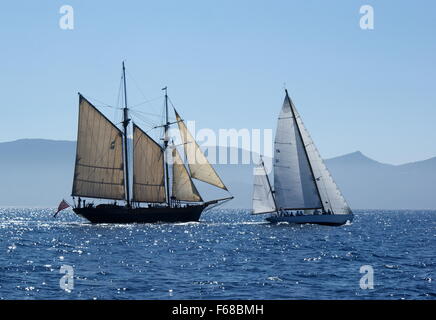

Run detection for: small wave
[[204, 221, 268, 226], [172, 222, 200, 226], [267, 276, 283, 281]]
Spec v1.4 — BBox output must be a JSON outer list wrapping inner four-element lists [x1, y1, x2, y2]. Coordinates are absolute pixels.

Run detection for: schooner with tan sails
[[71, 63, 232, 223]]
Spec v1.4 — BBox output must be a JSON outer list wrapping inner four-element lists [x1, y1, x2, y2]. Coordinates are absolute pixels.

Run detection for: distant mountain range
[[1, 139, 435, 209]]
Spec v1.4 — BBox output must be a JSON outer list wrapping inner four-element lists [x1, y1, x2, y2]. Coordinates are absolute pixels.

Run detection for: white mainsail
[[72, 95, 125, 200], [172, 148, 203, 202], [273, 95, 323, 210], [252, 163, 277, 214], [175, 110, 227, 190], [132, 124, 166, 203], [291, 101, 351, 214]]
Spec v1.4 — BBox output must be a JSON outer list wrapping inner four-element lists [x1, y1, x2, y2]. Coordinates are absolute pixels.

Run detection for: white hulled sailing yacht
[[252, 90, 353, 226]]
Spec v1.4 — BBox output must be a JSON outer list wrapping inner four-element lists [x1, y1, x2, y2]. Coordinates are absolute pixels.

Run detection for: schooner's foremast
[[122, 62, 131, 207], [162, 86, 171, 206]]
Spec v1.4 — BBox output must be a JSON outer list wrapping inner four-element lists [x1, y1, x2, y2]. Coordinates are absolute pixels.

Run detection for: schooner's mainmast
[[122, 62, 131, 207], [162, 86, 171, 206]]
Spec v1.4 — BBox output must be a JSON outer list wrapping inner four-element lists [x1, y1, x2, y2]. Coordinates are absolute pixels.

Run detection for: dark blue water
[[0, 208, 434, 300]]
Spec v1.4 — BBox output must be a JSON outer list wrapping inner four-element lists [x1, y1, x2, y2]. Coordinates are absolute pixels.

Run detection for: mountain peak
[[326, 151, 390, 167], [348, 150, 365, 157]]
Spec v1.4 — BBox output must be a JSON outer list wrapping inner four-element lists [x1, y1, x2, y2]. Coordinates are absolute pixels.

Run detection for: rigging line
[[125, 69, 150, 102], [203, 198, 232, 213], [115, 73, 124, 121], [130, 119, 156, 130], [129, 111, 160, 129], [81, 94, 119, 110], [167, 97, 185, 122], [117, 73, 123, 106], [130, 109, 165, 119], [130, 109, 156, 122], [168, 97, 180, 121], [129, 96, 164, 109]]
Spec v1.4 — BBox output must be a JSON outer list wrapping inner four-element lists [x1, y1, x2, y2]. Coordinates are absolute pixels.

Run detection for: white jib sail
[[72, 95, 125, 200], [291, 102, 352, 214], [252, 164, 276, 214], [273, 95, 323, 210]]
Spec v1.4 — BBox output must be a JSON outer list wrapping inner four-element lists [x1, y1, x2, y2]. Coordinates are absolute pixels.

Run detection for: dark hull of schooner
[[266, 213, 353, 226], [73, 204, 206, 224]]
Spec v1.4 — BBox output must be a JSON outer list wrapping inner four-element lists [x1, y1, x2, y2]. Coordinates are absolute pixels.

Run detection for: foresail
[[175, 110, 227, 190], [252, 165, 276, 214], [132, 124, 166, 203], [172, 148, 203, 202], [72, 95, 125, 200], [291, 104, 352, 214], [273, 95, 322, 210]]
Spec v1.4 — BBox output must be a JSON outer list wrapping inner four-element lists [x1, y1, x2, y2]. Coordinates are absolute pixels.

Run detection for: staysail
[[252, 161, 277, 214], [72, 95, 125, 200], [132, 124, 166, 203], [273, 94, 323, 210], [291, 101, 351, 214], [175, 109, 227, 190], [172, 148, 203, 202]]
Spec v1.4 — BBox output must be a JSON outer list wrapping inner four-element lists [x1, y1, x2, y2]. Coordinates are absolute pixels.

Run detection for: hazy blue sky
[[0, 0, 435, 164]]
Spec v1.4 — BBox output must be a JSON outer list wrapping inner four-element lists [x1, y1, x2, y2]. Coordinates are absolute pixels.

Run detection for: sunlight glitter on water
[[0, 208, 435, 299]]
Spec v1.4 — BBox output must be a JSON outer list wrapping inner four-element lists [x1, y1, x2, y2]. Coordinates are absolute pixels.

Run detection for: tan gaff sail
[[132, 124, 166, 203], [72, 96, 125, 200], [172, 148, 203, 202], [175, 110, 227, 190]]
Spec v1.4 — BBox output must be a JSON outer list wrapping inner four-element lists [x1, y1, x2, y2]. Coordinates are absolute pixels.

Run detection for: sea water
[[0, 208, 434, 299]]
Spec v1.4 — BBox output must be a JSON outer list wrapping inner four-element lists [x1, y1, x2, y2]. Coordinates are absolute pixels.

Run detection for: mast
[[285, 89, 324, 212], [122, 62, 131, 207], [162, 86, 171, 206], [261, 156, 278, 212]]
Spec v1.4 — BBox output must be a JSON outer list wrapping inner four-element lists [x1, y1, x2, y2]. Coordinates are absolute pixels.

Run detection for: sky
[[0, 0, 435, 165]]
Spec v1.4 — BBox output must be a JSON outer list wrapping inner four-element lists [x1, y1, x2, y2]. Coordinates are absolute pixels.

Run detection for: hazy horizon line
[[1, 137, 435, 167]]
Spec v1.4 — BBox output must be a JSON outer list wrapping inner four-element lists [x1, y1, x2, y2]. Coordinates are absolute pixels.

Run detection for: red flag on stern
[[54, 199, 70, 217]]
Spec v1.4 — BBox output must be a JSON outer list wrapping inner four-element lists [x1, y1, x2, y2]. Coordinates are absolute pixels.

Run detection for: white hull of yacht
[[266, 213, 353, 226]]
